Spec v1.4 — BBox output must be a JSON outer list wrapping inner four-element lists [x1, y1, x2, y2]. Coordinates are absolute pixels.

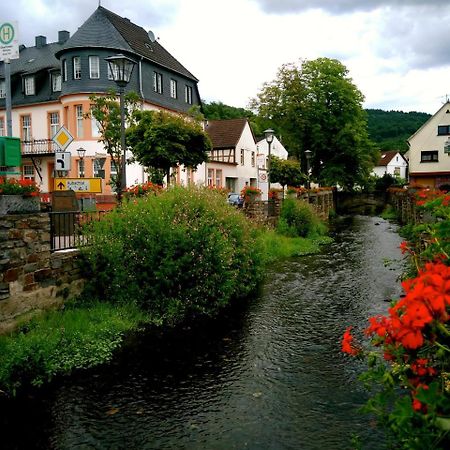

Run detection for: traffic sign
[[0, 21, 19, 61], [55, 152, 71, 171], [54, 178, 102, 193], [52, 126, 74, 151]]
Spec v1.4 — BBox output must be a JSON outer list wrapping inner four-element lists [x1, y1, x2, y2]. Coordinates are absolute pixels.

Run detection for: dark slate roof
[[0, 42, 61, 77], [56, 6, 198, 81], [377, 151, 405, 167], [206, 118, 250, 149]]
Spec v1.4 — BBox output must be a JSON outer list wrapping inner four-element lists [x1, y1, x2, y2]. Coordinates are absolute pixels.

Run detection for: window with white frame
[[24, 76, 35, 95], [170, 79, 177, 98], [91, 116, 101, 137], [76, 105, 83, 137], [215, 169, 222, 187], [0, 117, 4, 136], [52, 72, 61, 92], [73, 56, 81, 79], [0, 80, 5, 98], [49, 112, 60, 138], [240, 149, 245, 165], [63, 60, 67, 82], [107, 63, 114, 80], [22, 115, 32, 141], [93, 158, 105, 179], [153, 71, 163, 93], [184, 85, 192, 104], [78, 158, 85, 177], [22, 165, 35, 181], [251, 151, 255, 167], [89, 56, 100, 79], [207, 168, 214, 186]]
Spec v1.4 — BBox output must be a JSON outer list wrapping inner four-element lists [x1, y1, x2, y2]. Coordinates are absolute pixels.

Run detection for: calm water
[[1, 215, 405, 450]]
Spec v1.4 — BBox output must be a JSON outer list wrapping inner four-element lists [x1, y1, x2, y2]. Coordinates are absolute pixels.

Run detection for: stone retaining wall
[[0, 213, 84, 334]]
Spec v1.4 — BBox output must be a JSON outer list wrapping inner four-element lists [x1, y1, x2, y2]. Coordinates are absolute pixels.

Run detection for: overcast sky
[[3, 0, 450, 114]]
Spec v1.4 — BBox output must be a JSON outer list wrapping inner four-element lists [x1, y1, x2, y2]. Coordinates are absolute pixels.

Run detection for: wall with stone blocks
[[0, 213, 84, 334]]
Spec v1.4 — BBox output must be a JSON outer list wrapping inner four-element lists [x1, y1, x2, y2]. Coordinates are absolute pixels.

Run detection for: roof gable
[[376, 151, 406, 167], [57, 6, 197, 81], [206, 118, 251, 149], [408, 101, 450, 143]]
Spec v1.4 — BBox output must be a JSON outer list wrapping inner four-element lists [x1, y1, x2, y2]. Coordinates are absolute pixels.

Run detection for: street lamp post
[[105, 54, 136, 196], [305, 149, 312, 189], [77, 147, 86, 178], [264, 129, 274, 196]]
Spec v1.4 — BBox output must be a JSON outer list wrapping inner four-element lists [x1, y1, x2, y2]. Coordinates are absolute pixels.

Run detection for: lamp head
[[264, 128, 274, 144]]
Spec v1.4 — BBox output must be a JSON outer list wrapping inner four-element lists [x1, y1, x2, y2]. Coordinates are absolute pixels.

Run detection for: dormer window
[[0, 80, 5, 98], [62, 60, 67, 82], [52, 72, 62, 92], [153, 71, 163, 94], [185, 85, 193, 104], [24, 76, 35, 95], [73, 56, 81, 80]]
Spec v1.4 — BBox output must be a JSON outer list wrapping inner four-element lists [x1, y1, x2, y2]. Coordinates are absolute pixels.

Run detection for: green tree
[[86, 91, 141, 200], [127, 110, 211, 184], [270, 156, 305, 189], [251, 58, 378, 190]]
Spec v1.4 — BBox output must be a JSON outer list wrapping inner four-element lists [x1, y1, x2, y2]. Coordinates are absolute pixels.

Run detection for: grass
[[259, 229, 332, 264], [380, 205, 399, 220], [0, 301, 150, 395]]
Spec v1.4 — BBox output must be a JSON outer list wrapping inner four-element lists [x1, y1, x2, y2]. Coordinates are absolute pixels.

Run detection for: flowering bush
[[240, 185, 261, 197], [124, 181, 162, 198], [0, 177, 40, 197], [268, 188, 283, 199], [343, 192, 450, 449]]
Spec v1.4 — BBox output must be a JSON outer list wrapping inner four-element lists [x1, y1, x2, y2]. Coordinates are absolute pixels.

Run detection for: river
[[2, 215, 405, 450]]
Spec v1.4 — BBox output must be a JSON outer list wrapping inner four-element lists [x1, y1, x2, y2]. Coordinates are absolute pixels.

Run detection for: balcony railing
[[21, 139, 58, 155]]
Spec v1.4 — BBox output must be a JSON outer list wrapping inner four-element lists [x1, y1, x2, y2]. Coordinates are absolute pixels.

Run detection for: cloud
[[253, 0, 450, 15]]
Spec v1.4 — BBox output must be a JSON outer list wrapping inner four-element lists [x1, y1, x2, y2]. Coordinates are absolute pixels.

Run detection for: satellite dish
[[147, 30, 156, 42]]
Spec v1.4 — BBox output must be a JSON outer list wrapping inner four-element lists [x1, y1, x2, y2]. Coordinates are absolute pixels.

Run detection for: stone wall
[[388, 189, 424, 224], [243, 190, 334, 226], [0, 213, 84, 334]]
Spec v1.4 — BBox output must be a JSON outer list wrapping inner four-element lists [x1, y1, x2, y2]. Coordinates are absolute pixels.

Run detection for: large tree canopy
[[251, 57, 378, 190], [127, 110, 211, 184]]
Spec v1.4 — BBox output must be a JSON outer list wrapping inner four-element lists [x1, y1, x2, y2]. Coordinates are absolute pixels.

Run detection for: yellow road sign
[[54, 178, 102, 193], [52, 126, 74, 151]]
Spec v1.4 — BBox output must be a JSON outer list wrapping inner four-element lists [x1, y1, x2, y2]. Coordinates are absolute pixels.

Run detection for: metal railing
[[49, 210, 107, 252], [22, 139, 58, 155]]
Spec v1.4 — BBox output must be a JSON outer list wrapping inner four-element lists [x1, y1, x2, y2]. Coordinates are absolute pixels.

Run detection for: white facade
[[372, 152, 408, 179], [407, 101, 450, 187], [195, 120, 258, 194]]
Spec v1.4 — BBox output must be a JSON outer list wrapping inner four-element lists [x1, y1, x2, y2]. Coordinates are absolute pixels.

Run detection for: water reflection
[[1, 216, 405, 450]]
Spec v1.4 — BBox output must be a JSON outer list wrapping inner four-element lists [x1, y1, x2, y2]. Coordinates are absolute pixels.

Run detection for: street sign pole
[[5, 58, 12, 137]]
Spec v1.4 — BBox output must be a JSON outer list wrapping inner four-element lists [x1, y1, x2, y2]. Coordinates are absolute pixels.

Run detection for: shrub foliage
[[82, 186, 264, 321]]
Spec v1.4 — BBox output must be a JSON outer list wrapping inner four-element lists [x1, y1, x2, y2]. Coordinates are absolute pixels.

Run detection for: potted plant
[[240, 185, 262, 203], [0, 177, 41, 214]]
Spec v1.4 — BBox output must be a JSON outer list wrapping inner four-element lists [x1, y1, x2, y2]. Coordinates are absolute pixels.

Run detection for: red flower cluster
[[124, 181, 162, 198], [341, 326, 361, 356], [0, 177, 40, 196], [366, 261, 450, 350]]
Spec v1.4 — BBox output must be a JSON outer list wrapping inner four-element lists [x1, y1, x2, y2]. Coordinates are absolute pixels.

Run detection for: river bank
[[1, 215, 405, 450]]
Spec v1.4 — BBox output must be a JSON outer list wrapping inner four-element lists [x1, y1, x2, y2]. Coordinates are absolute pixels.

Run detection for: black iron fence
[[49, 211, 107, 252]]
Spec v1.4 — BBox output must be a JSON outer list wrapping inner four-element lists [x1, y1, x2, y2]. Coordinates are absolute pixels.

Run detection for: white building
[[372, 151, 408, 179]]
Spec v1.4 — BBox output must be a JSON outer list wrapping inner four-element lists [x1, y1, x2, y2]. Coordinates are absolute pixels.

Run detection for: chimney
[[58, 30, 70, 44], [35, 35, 47, 48]]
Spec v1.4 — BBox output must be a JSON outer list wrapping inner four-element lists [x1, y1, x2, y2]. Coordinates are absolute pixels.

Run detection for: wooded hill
[[202, 101, 431, 154], [366, 109, 431, 153]]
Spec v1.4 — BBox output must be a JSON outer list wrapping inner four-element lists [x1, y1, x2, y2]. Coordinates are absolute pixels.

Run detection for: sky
[[3, 0, 450, 114]]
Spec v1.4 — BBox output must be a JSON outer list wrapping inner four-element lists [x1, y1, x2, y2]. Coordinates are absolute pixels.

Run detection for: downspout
[[139, 57, 144, 101]]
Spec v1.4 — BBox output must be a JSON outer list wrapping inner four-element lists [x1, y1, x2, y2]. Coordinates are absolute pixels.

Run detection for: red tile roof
[[377, 151, 404, 167], [206, 118, 249, 149]]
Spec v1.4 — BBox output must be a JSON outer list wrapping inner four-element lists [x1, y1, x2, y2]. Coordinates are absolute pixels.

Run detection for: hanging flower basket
[[0, 178, 41, 214], [241, 186, 262, 203]]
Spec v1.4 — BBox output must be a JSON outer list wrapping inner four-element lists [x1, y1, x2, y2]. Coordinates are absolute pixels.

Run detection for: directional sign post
[[55, 152, 71, 171], [54, 178, 102, 193]]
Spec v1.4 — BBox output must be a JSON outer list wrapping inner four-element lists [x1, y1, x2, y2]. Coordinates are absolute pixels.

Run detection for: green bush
[[81, 186, 264, 321], [277, 198, 327, 238], [0, 301, 146, 394]]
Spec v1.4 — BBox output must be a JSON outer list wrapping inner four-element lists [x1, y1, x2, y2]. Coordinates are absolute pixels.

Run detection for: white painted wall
[[373, 153, 408, 179], [408, 101, 450, 175]]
